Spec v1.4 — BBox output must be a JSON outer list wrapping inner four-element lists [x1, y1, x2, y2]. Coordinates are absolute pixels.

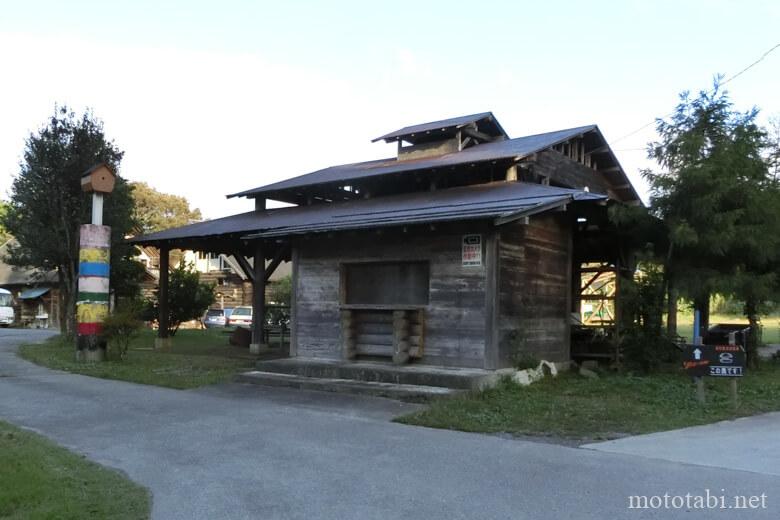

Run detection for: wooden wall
[[293, 225, 490, 368], [497, 214, 572, 365], [532, 150, 613, 197]]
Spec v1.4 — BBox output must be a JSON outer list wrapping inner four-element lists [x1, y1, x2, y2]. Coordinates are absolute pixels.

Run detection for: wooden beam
[[233, 253, 255, 282], [462, 126, 496, 143], [251, 242, 266, 347], [264, 244, 289, 282], [158, 245, 170, 339]]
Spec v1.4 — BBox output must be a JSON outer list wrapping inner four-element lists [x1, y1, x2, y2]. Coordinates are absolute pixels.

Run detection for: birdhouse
[[81, 164, 116, 194]]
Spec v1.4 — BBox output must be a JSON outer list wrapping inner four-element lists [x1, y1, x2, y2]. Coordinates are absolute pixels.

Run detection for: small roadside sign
[[682, 344, 746, 378]]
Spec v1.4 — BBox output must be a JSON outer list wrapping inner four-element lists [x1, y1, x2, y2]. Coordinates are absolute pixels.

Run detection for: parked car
[[204, 308, 229, 328], [227, 306, 252, 328]]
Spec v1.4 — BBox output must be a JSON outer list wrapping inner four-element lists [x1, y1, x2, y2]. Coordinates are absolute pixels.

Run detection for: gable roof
[[228, 124, 599, 200], [371, 111, 507, 143], [131, 181, 606, 246]]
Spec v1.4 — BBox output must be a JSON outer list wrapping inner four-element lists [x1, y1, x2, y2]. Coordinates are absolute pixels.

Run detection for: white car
[[227, 306, 252, 328]]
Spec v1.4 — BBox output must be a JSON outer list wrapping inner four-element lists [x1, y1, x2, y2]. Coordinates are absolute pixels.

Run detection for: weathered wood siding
[[533, 150, 612, 196], [293, 227, 489, 368], [498, 214, 571, 364]]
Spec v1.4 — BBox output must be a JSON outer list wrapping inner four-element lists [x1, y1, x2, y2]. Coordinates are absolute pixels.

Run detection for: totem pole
[[76, 164, 115, 362]]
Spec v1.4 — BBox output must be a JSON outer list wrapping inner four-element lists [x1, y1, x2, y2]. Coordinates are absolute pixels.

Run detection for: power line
[[611, 42, 780, 146]]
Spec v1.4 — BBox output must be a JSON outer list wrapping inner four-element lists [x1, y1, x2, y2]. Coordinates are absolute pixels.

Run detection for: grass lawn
[[18, 328, 257, 389], [0, 420, 150, 519], [397, 361, 780, 440], [676, 313, 780, 343]]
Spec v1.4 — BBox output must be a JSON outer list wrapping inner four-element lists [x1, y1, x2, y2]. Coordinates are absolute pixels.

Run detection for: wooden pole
[[250, 241, 266, 354], [694, 310, 705, 404], [156, 244, 170, 348]]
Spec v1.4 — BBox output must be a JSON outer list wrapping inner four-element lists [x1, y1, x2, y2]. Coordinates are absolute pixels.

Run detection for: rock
[[512, 369, 532, 386], [579, 367, 599, 379], [581, 360, 599, 370], [538, 360, 558, 377]]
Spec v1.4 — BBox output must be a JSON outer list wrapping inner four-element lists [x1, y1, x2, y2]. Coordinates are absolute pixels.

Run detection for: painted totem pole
[[76, 164, 115, 362]]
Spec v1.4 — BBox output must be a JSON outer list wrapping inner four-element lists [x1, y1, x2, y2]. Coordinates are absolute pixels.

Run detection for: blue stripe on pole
[[79, 262, 110, 277]]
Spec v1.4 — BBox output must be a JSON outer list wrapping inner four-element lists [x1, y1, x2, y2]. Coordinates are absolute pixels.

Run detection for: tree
[[130, 182, 202, 234], [144, 263, 214, 336], [0, 202, 10, 243], [1, 106, 143, 337], [643, 80, 780, 366]]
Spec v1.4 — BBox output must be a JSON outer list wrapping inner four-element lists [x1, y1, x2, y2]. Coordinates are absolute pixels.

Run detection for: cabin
[[0, 240, 60, 328], [131, 112, 639, 369]]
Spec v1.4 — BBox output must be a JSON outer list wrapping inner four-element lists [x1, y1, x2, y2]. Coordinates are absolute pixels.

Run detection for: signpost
[[682, 330, 746, 408]]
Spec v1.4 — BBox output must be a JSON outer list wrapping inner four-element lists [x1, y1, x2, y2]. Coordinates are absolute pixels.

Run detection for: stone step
[[235, 370, 462, 403], [255, 358, 509, 390]]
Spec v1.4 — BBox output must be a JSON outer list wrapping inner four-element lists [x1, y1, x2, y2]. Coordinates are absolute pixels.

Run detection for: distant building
[[136, 247, 290, 308], [0, 240, 60, 328]]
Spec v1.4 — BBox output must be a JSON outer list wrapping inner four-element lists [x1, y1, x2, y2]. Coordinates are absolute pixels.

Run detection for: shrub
[[143, 262, 215, 336], [100, 307, 143, 360]]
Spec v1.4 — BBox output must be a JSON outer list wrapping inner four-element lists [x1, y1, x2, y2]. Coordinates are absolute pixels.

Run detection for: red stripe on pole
[[77, 322, 102, 335]]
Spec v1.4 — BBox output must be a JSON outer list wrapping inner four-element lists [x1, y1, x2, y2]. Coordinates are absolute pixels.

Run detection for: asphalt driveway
[[1, 328, 778, 519]]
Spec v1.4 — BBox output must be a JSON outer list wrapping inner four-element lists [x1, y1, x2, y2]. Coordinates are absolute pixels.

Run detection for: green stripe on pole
[[77, 291, 110, 303]]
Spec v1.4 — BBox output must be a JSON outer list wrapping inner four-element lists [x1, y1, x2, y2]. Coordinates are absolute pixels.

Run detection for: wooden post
[[693, 312, 705, 403], [729, 331, 739, 409], [76, 163, 115, 362], [250, 241, 266, 354], [156, 244, 170, 349]]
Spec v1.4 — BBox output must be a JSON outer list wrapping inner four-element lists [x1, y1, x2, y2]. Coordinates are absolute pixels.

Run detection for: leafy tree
[[144, 263, 214, 336], [130, 182, 202, 234], [0, 202, 10, 243], [1, 106, 144, 337], [643, 80, 780, 366]]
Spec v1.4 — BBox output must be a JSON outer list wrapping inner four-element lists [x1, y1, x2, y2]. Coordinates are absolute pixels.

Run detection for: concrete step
[[256, 358, 509, 390], [235, 370, 463, 403]]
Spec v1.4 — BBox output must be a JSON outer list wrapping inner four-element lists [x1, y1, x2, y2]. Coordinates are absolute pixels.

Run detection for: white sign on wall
[[462, 234, 482, 267]]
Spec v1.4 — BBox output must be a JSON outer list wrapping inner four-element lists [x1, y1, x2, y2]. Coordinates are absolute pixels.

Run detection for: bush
[[143, 262, 215, 336], [100, 307, 142, 360], [620, 263, 680, 373]]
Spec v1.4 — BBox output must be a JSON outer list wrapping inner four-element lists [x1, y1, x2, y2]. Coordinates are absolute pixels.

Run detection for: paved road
[[1, 329, 778, 519], [583, 411, 780, 477]]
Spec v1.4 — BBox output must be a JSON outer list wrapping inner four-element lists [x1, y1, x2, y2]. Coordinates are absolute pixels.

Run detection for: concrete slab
[[583, 412, 780, 477], [256, 357, 513, 389], [236, 370, 461, 402]]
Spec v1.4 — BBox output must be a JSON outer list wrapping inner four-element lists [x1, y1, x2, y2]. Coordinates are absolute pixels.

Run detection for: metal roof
[[371, 111, 507, 143], [131, 182, 606, 245], [228, 125, 598, 200], [18, 287, 50, 299]]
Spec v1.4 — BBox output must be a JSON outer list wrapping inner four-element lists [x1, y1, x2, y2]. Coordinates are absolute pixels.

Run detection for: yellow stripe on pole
[[77, 303, 108, 323], [79, 248, 109, 263]]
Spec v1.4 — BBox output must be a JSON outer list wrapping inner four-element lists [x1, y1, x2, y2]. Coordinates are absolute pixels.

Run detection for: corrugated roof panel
[[227, 125, 597, 199], [131, 182, 605, 245], [18, 287, 50, 299]]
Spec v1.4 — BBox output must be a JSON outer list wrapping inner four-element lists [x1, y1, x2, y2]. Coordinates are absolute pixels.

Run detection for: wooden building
[[0, 240, 60, 328], [132, 112, 639, 368]]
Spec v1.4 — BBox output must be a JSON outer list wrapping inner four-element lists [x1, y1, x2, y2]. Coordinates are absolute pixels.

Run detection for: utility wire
[[611, 42, 780, 146]]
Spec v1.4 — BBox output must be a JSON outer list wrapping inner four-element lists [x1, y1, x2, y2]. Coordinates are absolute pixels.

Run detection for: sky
[[1, 0, 779, 219]]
